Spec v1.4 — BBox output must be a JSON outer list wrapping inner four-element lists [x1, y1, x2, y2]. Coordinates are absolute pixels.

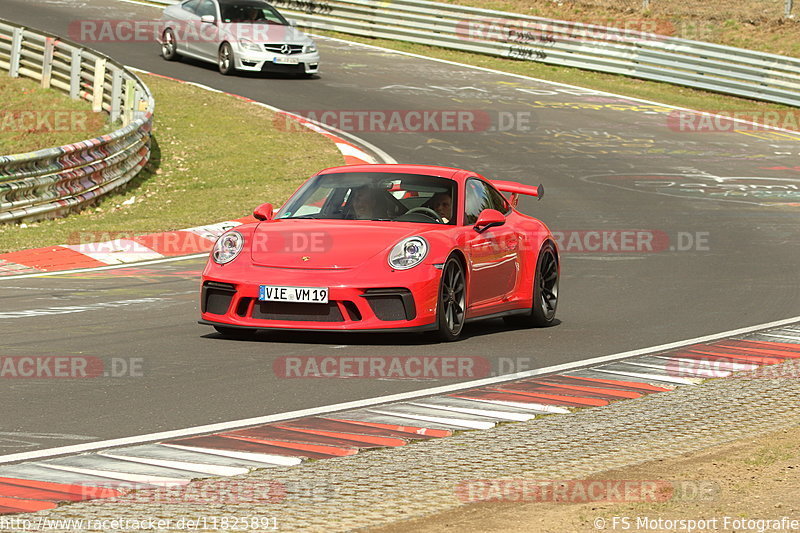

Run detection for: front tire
[[218, 43, 235, 75], [436, 256, 466, 342], [505, 241, 559, 328], [161, 29, 179, 61]]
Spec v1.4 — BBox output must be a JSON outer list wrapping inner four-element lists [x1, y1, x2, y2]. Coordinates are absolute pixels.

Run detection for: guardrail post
[[69, 48, 82, 99], [41, 37, 55, 89], [134, 87, 144, 122], [92, 57, 107, 113], [787, 0, 794, 17], [9, 27, 23, 77], [123, 78, 136, 127], [110, 69, 123, 124]]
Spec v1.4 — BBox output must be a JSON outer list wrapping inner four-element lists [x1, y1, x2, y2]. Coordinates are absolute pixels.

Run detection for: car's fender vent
[[252, 301, 344, 322], [202, 282, 237, 315], [362, 288, 416, 321], [236, 298, 253, 317], [342, 300, 362, 322]]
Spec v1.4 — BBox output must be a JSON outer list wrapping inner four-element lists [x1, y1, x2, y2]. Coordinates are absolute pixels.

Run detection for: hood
[[249, 220, 422, 269]]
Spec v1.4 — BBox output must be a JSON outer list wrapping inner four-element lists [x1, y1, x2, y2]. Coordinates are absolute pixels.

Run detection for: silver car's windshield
[[277, 172, 457, 224], [220, 3, 288, 24]]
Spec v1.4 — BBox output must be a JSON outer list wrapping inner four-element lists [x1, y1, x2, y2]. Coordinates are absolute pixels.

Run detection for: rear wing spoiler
[[491, 180, 544, 208]]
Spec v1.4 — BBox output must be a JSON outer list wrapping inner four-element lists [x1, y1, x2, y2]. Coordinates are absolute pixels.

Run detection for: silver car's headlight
[[304, 42, 317, 54], [212, 231, 244, 264], [239, 39, 261, 52], [388, 236, 428, 270]]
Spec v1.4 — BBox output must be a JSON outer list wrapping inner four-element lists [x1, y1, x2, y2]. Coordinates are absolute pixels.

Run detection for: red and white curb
[[0, 323, 798, 514], [0, 69, 385, 278]]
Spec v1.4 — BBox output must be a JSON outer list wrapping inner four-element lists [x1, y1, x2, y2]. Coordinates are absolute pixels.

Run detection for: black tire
[[161, 29, 179, 61], [436, 256, 467, 342], [214, 325, 256, 340], [505, 241, 559, 328], [218, 42, 235, 75]]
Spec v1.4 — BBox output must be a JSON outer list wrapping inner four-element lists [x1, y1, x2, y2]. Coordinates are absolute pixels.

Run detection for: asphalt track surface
[[1, 0, 799, 456]]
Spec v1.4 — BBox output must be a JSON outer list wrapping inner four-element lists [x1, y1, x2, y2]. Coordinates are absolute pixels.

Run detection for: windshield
[[277, 172, 457, 224], [220, 3, 288, 24]]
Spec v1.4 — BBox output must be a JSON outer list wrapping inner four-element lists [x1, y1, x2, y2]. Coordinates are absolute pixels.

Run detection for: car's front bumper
[[200, 263, 441, 332], [235, 49, 320, 74]]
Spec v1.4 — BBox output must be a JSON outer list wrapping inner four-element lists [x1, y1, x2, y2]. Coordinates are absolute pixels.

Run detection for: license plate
[[259, 285, 328, 303], [273, 56, 299, 64]]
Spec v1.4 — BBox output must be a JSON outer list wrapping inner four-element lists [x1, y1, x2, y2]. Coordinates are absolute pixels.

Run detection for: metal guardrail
[[0, 19, 154, 224], [145, 0, 799, 107]]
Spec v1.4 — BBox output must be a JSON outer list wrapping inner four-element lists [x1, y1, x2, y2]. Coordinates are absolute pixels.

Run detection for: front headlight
[[212, 231, 244, 264], [303, 42, 317, 54], [239, 39, 261, 52], [388, 236, 428, 270]]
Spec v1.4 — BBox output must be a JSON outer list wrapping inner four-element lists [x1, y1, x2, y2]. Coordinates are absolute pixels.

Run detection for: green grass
[[315, 29, 797, 118], [0, 73, 343, 253], [0, 76, 112, 154]]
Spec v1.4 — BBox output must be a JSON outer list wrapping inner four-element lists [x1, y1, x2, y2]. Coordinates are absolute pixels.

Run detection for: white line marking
[[366, 409, 495, 430], [162, 444, 300, 467], [1, 315, 797, 464], [97, 452, 248, 477], [0, 298, 165, 319], [408, 402, 535, 422], [0, 254, 208, 281], [758, 333, 800, 341], [36, 463, 188, 486]]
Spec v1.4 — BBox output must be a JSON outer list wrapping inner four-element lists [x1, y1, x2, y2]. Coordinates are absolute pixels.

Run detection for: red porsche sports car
[[200, 164, 559, 341]]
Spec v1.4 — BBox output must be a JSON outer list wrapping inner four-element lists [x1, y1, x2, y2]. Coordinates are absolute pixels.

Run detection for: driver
[[348, 186, 384, 220], [427, 192, 452, 223]]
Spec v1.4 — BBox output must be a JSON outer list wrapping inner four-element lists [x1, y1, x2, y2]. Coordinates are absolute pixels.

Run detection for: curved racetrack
[[1, 0, 799, 456]]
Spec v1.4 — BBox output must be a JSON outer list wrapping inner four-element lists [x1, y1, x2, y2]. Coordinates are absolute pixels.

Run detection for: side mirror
[[287, 18, 298, 27], [473, 209, 505, 233], [200, 15, 216, 24], [253, 203, 274, 221]]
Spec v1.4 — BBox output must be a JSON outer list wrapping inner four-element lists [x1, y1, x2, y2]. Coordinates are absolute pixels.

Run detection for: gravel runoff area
[[5, 340, 800, 532]]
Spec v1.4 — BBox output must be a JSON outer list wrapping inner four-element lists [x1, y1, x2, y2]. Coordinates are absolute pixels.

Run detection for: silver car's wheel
[[161, 29, 178, 61], [218, 43, 235, 75]]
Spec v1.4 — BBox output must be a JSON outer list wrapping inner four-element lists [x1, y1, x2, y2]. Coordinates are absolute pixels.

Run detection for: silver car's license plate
[[259, 285, 328, 303], [273, 56, 300, 64]]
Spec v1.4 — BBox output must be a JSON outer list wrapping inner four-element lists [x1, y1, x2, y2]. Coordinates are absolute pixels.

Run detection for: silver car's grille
[[264, 44, 304, 55]]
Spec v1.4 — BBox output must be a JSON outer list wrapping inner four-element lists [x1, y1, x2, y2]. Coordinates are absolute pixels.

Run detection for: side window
[[182, 0, 201, 13], [486, 183, 510, 214], [463, 179, 492, 225], [196, 0, 217, 18]]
